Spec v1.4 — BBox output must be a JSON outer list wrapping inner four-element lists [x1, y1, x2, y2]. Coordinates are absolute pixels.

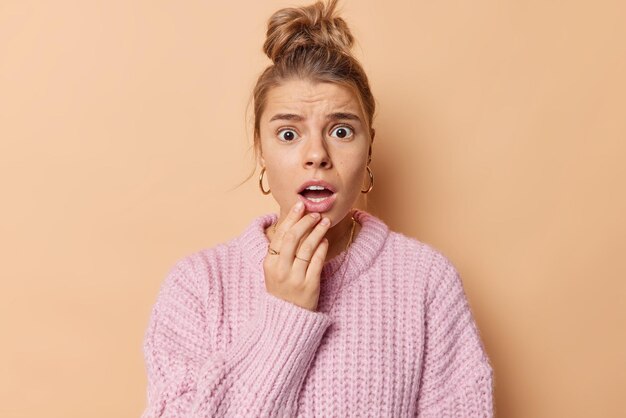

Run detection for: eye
[[277, 128, 299, 142], [330, 125, 354, 139]]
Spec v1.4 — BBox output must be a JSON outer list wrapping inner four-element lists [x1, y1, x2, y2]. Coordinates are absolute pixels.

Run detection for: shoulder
[[395, 233, 468, 309], [355, 208, 464, 298], [170, 238, 241, 279], [353, 209, 458, 277], [385, 228, 456, 270], [383, 231, 479, 341], [156, 212, 274, 293], [381, 227, 465, 300], [150, 240, 236, 305]]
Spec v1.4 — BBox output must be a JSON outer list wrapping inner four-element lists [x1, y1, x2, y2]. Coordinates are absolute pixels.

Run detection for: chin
[[324, 207, 354, 227]]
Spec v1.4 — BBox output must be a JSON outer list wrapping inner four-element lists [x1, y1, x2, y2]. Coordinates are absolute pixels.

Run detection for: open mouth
[[297, 182, 337, 212], [299, 185, 335, 202]]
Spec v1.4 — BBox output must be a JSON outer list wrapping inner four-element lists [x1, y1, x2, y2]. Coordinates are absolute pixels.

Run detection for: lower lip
[[298, 193, 337, 213]]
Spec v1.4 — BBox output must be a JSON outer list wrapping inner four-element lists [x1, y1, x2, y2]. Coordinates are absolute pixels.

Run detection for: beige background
[[1, 0, 624, 417]]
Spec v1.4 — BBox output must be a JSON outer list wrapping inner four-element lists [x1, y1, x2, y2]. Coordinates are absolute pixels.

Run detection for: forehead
[[264, 79, 361, 117]]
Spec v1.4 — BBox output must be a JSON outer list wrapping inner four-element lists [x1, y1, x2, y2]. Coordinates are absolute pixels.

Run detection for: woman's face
[[258, 78, 372, 227]]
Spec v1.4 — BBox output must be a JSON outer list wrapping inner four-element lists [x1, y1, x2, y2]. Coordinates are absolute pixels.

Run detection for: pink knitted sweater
[[141, 209, 494, 417]]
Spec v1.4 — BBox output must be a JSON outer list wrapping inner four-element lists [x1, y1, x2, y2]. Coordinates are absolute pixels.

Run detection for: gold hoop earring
[[259, 167, 271, 195], [361, 166, 374, 194]]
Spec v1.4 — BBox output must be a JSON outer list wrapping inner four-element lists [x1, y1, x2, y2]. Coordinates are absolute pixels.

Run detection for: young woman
[[141, 1, 494, 416]]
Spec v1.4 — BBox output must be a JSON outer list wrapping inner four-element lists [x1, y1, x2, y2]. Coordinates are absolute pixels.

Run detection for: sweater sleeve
[[140, 260, 332, 418], [415, 257, 494, 417]]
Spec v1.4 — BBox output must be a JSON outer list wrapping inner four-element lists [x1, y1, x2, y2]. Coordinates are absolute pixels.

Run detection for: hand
[[263, 201, 331, 311]]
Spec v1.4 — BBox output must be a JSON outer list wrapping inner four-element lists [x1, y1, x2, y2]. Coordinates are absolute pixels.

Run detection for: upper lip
[[297, 179, 336, 194]]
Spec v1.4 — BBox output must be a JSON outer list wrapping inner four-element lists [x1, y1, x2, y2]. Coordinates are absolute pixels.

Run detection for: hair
[[237, 0, 376, 187]]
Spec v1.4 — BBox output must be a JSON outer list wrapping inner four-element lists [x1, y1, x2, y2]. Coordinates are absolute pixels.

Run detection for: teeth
[[305, 197, 328, 203], [306, 185, 326, 191]]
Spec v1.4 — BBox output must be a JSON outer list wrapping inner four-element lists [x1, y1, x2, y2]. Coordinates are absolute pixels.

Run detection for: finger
[[270, 200, 305, 252], [277, 212, 322, 272], [292, 216, 331, 277], [304, 237, 329, 284]]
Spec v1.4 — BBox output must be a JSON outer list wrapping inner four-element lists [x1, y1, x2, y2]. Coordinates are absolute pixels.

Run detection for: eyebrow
[[268, 112, 361, 123]]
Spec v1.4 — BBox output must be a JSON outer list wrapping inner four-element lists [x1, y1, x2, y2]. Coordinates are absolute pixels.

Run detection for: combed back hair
[[252, 0, 376, 164]]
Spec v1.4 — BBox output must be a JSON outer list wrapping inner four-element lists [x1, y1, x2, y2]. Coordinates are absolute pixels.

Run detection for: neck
[[322, 211, 359, 262]]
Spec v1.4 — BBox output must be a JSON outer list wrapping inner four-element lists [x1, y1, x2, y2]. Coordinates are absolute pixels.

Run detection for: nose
[[303, 132, 332, 169]]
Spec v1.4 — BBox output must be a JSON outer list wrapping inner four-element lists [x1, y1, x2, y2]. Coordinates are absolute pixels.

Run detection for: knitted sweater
[[141, 209, 494, 417]]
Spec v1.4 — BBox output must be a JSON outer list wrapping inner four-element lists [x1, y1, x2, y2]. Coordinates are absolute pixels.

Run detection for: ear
[[256, 143, 265, 167], [367, 129, 374, 164]]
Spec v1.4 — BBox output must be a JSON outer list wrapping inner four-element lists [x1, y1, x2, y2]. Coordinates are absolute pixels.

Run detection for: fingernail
[[310, 212, 320, 219], [321, 217, 330, 226], [294, 201, 303, 212]]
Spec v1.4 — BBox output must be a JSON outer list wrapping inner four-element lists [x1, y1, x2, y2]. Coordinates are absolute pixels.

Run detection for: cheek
[[339, 160, 365, 184], [264, 156, 298, 195], [331, 164, 364, 201]]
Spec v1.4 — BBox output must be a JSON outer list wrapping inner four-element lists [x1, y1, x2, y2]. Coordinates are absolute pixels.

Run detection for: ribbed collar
[[239, 209, 390, 297]]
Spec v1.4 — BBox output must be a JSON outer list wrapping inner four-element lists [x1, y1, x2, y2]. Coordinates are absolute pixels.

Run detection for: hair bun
[[263, 0, 354, 63]]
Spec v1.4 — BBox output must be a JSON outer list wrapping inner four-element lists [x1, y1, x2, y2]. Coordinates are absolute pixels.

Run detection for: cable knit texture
[[141, 210, 494, 417]]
